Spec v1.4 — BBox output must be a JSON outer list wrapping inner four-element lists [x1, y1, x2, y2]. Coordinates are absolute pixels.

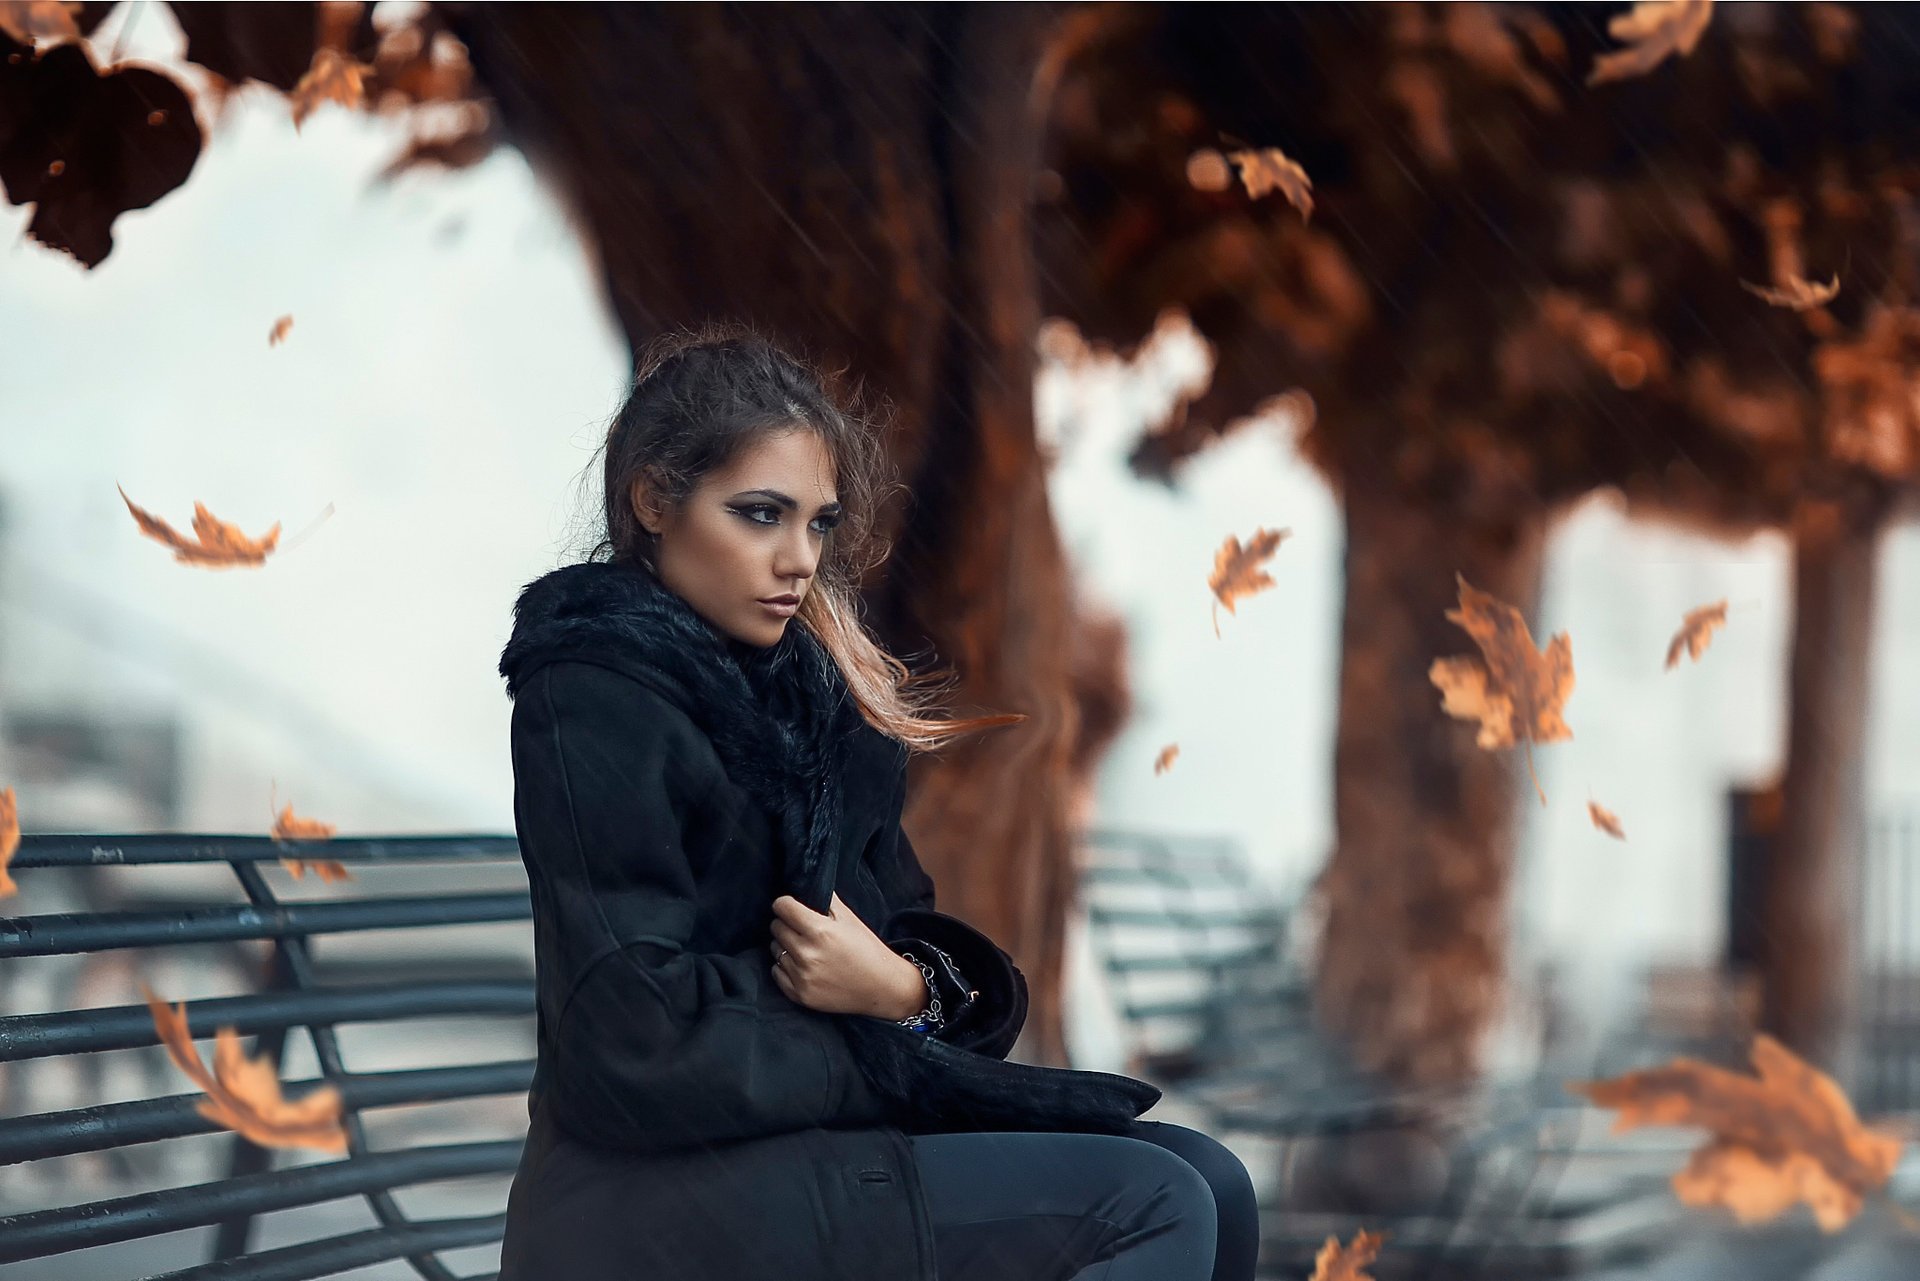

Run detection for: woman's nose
[[774, 537, 818, 580]]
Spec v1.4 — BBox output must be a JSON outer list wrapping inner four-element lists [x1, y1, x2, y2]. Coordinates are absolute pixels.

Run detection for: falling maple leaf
[[0, 0, 80, 47], [140, 981, 348, 1153], [0, 786, 17, 898], [290, 46, 372, 130], [119, 485, 283, 567], [1741, 274, 1841, 311], [281, 856, 353, 882], [1568, 1034, 1902, 1232], [1153, 744, 1180, 775], [1428, 574, 1574, 806], [1588, 0, 1714, 86], [268, 315, 294, 346], [1224, 146, 1313, 221], [1307, 1229, 1384, 1281], [1208, 527, 1290, 638], [1588, 800, 1626, 840], [1666, 599, 1729, 670], [271, 796, 351, 882]]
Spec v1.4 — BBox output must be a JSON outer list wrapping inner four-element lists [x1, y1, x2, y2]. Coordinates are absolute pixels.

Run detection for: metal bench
[[1077, 830, 1580, 1279], [0, 832, 535, 1280]]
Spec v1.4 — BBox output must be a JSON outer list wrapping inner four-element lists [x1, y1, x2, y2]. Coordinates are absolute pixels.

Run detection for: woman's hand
[[769, 891, 927, 1019]]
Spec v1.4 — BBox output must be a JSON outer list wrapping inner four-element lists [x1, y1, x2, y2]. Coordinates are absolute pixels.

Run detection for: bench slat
[[1103, 945, 1279, 975], [8, 833, 522, 871], [146, 1213, 511, 1281], [0, 1140, 523, 1264], [0, 892, 533, 958], [0, 1061, 536, 1163], [0, 981, 534, 1062], [1086, 905, 1283, 929]]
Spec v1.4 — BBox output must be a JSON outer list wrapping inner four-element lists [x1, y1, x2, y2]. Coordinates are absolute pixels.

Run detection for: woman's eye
[[738, 505, 839, 535]]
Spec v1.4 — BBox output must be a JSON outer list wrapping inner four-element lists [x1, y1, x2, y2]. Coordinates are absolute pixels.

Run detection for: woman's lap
[[905, 1120, 1258, 1281]]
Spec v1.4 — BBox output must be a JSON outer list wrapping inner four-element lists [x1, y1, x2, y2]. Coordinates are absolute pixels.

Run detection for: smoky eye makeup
[[731, 502, 842, 533]]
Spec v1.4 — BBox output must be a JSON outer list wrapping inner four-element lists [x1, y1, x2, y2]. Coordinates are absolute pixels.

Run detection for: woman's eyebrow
[[732, 488, 843, 514]]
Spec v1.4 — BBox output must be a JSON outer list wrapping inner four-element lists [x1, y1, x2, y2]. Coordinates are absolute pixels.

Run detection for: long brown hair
[[579, 319, 1021, 754]]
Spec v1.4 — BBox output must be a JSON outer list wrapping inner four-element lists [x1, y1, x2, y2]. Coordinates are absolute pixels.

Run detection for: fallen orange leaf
[[1588, 800, 1626, 840], [1666, 599, 1729, 670], [1569, 1034, 1901, 1231], [1307, 1229, 1384, 1281], [119, 485, 282, 567], [0, 786, 17, 898], [1224, 146, 1313, 221], [1742, 274, 1841, 312], [268, 314, 294, 346], [1208, 527, 1290, 638], [1153, 744, 1180, 775], [1588, 0, 1714, 86], [140, 981, 348, 1154], [1429, 574, 1574, 806]]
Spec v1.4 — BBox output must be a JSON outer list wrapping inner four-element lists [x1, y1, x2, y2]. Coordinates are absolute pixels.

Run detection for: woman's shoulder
[[511, 660, 726, 790]]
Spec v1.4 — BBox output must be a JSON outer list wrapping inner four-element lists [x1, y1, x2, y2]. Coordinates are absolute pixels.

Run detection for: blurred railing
[[0, 832, 534, 1281], [1859, 811, 1920, 1115]]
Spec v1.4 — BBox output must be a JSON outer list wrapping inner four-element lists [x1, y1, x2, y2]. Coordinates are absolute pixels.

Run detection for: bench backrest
[[0, 832, 534, 1281], [1076, 829, 1300, 1081]]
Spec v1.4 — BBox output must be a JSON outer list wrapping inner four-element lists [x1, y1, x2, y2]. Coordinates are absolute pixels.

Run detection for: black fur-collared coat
[[493, 559, 1159, 1281]]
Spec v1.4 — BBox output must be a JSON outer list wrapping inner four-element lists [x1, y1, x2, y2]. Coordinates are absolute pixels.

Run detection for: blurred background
[[6, 3, 1920, 1279]]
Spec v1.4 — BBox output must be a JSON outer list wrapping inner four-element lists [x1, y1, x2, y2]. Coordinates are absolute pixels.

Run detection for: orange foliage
[[1588, 0, 1714, 87], [1428, 574, 1574, 804], [1742, 273, 1841, 312], [119, 484, 282, 567], [1207, 527, 1290, 638], [1665, 599, 1729, 670], [291, 47, 372, 129], [1588, 800, 1626, 840], [0, 0, 79, 46], [1307, 1229, 1384, 1281], [141, 981, 348, 1153], [1570, 1034, 1903, 1231], [1224, 146, 1313, 222], [0, 786, 17, 898], [1812, 304, 1920, 479], [272, 799, 351, 882]]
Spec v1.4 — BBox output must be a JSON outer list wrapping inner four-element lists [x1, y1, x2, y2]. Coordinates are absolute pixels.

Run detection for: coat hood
[[498, 558, 879, 913]]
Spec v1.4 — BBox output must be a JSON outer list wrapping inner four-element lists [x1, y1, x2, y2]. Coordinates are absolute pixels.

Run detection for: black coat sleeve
[[869, 777, 1029, 1060], [513, 661, 882, 1153]]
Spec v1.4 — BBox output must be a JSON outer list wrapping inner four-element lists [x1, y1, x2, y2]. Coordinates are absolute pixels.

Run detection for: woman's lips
[[759, 599, 799, 617]]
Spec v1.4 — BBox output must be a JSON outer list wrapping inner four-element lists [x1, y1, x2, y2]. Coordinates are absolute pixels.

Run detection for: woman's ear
[[629, 472, 664, 536]]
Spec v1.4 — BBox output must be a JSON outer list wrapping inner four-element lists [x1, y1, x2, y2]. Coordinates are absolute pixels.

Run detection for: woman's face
[[633, 427, 843, 648]]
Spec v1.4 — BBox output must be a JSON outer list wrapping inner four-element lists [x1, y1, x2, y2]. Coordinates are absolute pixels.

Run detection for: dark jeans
[[906, 1119, 1260, 1281]]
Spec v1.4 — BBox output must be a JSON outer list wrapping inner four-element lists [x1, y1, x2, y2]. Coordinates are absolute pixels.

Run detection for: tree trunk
[[884, 5, 1080, 1067], [1760, 496, 1888, 1076], [1314, 483, 1547, 1089], [448, 2, 1086, 1064]]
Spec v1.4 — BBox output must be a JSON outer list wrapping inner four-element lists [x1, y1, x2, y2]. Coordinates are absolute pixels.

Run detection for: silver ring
[[773, 945, 787, 966]]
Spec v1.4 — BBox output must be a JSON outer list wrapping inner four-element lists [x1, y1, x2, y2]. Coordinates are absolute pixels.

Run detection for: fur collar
[[498, 559, 867, 913]]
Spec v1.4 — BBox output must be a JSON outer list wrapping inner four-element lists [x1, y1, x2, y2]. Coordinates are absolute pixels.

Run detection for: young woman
[[495, 322, 1260, 1281]]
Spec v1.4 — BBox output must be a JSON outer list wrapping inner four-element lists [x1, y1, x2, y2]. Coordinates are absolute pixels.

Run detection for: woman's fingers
[[772, 894, 830, 925]]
